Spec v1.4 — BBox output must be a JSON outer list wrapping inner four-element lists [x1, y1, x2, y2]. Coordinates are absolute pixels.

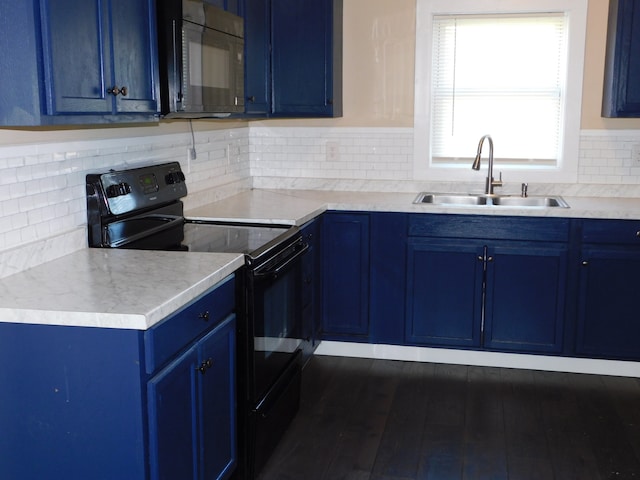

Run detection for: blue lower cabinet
[[0, 325, 148, 480], [405, 215, 569, 354], [149, 315, 237, 480], [322, 212, 370, 339], [577, 246, 640, 360], [0, 276, 237, 480]]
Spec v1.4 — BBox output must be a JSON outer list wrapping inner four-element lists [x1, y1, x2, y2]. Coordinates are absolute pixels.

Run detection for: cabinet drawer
[[582, 219, 640, 245], [144, 275, 235, 374], [408, 214, 569, 242]]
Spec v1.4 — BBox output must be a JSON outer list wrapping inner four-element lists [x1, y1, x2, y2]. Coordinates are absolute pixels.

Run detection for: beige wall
[[1, 0, 638, 146], [271, 0, 640, 130]]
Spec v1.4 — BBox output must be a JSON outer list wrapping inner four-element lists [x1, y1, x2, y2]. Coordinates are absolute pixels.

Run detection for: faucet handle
[[492, 171, 503, 188]]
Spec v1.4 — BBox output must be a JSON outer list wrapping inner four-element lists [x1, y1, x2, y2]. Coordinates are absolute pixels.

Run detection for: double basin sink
[[414, 192, 569, 208]]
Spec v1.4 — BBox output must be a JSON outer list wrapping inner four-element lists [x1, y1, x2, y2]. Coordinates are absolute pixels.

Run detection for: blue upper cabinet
[[0, 0, 159, 125], [602, 0, 640, 117], [271, 0, 342, 117], [244, 0, 343, 117], [244, 0, 271, 115], [40, 0, 159, 118]]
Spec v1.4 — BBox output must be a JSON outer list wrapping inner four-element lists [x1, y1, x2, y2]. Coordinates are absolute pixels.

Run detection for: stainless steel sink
[[491, 196, 569, 208], [413, 193, 488, 206], [413, 192, 569, 208]]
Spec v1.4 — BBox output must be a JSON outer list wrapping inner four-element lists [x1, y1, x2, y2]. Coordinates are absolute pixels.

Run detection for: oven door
[[244, 239, 308, 478], [249, 240, 308, 406]]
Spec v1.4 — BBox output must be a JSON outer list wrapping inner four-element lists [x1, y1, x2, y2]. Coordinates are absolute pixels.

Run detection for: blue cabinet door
[[406, 239, 484, 348], [244, 0, 271, 115], [602, 0, 640, 116], [40, 0, 113, 114], [576, 247, 640, 360], [0, 2, 43, 125], [199, 315, 237, 480], [270, 0, 342, 116], [484, 242, 568, 354], [322, 212, 370, 339], [148, 345, 200, 480], [110, 0, 160, 114], [40, 0, 158, 116]]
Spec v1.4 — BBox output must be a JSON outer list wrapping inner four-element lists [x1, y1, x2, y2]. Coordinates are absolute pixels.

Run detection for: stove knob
[[165, 171, 186, 185], [106, 184, 119, 198], [105, 182, 131, 198]]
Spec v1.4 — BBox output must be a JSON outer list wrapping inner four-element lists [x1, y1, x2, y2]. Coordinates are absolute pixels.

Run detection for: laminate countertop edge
[[0, 249, 244, 330]]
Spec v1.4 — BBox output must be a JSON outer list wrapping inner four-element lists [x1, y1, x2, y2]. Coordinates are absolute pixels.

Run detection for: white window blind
[[431, 13, 568, 167]]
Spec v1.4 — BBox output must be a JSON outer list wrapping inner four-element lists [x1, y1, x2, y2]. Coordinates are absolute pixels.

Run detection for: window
[[414, 0, 588, 183]]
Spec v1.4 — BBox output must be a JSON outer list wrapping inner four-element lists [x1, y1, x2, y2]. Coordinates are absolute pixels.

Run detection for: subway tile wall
[[250, 126, 414, 180], [1, 125, 639, 277], [0, 128, 250, 278], [251, 126, 640, 186], [578, 130, 640, 184]]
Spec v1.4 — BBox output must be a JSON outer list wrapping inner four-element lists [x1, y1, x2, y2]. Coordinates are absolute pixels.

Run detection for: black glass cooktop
[[182, 222, 292, 255]]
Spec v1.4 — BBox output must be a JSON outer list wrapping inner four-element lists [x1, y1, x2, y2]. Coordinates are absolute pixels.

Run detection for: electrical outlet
[[326, 141, 340, 161]]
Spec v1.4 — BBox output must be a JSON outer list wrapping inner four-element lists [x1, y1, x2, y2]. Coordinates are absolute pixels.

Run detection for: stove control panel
[[87, 162, 188, 216]]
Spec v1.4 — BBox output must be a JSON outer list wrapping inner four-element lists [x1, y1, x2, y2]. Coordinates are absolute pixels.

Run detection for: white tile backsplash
[[0, 128, 251, 278], [1, 125, 640, 277]]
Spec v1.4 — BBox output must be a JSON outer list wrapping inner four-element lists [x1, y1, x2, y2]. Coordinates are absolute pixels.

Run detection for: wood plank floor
[[257, 355, 640, 480]]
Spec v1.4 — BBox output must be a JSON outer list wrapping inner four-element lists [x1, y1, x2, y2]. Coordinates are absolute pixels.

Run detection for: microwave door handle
[[172, 20, 182, 108]]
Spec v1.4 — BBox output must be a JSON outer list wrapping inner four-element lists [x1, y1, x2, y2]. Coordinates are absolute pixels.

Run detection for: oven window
[[252, 265, 302, 400]]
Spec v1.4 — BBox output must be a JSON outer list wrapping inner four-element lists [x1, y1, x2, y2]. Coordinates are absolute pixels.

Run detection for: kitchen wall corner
[[0, 127, 251, 279]]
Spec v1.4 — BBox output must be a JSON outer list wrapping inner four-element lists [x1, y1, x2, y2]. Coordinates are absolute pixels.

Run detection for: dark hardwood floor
[[257, 355, 640, 480]]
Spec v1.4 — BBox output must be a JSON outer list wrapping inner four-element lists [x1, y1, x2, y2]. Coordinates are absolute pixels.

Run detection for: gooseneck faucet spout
[[472, 134, 503, 195]]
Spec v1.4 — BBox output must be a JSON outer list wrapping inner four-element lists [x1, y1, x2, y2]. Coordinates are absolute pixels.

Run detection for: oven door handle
[[253, 243, 309, 280]]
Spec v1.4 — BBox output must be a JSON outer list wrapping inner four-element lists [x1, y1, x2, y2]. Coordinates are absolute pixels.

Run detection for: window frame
[[413, 0, 588, 184]]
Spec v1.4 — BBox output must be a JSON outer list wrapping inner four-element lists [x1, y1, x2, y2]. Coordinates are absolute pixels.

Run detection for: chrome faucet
[[471, 134, 503, 195]]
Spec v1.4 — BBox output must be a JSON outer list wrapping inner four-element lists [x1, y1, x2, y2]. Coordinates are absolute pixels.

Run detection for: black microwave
[[156, 0, 245, 117]]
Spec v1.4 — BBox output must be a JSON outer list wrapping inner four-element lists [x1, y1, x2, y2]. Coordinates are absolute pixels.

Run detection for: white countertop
[[0, 249, 244, 330], [2, 187, 639, 331], [186, 189, 640, 224]]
